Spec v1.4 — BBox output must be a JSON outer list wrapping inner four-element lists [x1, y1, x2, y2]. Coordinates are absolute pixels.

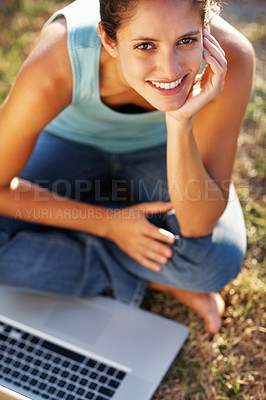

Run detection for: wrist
[[165, 112, 194, 133], [98, 207, 117, 240]]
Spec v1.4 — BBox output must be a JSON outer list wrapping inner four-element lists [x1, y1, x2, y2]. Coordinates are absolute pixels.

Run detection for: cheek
[[122, 58, 152, 85], [189, 48, 204, 71]]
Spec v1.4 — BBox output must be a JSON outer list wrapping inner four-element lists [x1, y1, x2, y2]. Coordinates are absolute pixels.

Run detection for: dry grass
[[0, 1, 265, 399]]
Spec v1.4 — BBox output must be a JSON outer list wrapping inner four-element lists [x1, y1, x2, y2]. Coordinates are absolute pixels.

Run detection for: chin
[[151, 97, 188, 113]]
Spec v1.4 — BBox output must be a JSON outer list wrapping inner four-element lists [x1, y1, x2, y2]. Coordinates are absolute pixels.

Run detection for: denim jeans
[[0, 131, 247, 305]]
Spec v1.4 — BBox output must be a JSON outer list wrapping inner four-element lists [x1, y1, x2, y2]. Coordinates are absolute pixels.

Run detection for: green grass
[[0, 1, 265, 399]]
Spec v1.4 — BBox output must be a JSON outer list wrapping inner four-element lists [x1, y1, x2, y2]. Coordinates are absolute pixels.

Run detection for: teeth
[[151, 78, 183, 90]]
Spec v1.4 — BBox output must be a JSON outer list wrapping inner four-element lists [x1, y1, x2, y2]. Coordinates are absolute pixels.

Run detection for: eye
[[135, 42, 154, 51], [178, 37, 197, 45]]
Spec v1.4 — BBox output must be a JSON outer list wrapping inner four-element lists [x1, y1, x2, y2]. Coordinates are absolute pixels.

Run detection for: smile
[[150, 77, 184, 90]]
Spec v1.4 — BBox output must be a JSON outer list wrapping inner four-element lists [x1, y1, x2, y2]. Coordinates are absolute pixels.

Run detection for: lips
[[148, 75, 186, 95], [150, 77, 184, 89]]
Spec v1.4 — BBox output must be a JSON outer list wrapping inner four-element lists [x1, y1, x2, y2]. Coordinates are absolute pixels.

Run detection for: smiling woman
[[99, 0, 207, 112], [0, 0, 254, 334]]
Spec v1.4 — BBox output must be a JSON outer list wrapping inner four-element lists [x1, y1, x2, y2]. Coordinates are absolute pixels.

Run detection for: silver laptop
[[0, 286, 189, 400]]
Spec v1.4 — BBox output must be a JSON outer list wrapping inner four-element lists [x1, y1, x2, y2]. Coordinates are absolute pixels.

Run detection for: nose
[[156, 47, 182, 79]]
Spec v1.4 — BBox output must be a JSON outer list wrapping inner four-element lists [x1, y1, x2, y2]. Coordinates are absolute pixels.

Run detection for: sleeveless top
[[44, 0, 167, 153]]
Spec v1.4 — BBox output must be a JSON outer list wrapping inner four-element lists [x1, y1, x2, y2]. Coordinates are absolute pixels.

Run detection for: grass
[[0, 1, 265, 399]]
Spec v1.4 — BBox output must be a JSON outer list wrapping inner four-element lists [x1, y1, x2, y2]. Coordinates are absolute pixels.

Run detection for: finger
[[203, 29, 225, 56], [203, 37, 227, 69], [203, 50, 227, 78], [144, 222, 176, 244], [140, 236, 173, 259], [141, 247, 169, 265], [137, 254, 162, 272]]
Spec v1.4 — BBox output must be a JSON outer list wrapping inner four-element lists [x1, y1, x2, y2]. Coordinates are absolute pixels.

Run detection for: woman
[[0, 0, 254, 333]]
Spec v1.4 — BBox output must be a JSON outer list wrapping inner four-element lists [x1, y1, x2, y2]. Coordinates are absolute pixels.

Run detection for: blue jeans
[[0, 131, 246, 305]]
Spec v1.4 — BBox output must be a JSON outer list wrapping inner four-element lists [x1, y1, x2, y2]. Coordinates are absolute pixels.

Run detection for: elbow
[[179, 214, 222, 239], [178, 202, 227, 239]]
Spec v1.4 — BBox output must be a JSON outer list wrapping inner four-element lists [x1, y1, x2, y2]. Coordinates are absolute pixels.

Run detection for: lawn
[[0, 1, 265, 399]]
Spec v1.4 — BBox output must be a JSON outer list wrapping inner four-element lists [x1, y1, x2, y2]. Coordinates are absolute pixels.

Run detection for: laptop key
[[116, 371, 126, 380], [99, 386, 115, 397], [99, 376, 107, 384], [66, 395, 75, 400], [70, 373, 79, 382], [29, 378, 38, 386], [97, 363, 106, 372], [106, 367, 116, 376], [42, 340, 85, 363], [62, 360, 70, 367], [67, 383, 76, 391], [90, 372, 98, 379], [58, 379, 67, 387], [108, 379, 120, 389], [89, 382, 97, 390], [80, 378, 89, 386], [71, 363, 79, 371], [61, 370, 69, 378], [12, 371, 20, 378], [38, 382, 46, 390], [86, 359, 97, 368], [49, 376, 57, 383], [81, 367, 89, 375], [0, 333, 8, 342]]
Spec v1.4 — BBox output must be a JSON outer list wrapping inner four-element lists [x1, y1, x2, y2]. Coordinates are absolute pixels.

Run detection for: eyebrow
[[131, 29, 202, 42]]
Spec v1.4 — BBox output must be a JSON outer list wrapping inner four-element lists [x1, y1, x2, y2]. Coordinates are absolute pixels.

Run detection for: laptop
[[0, 286, 189, 400]]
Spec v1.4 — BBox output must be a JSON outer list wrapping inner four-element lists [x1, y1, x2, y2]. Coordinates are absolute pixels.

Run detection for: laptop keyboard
[[0, 319, 127, 400]]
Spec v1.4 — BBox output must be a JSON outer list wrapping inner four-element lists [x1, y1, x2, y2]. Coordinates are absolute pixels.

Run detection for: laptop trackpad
[[44, 300, 111, 345]]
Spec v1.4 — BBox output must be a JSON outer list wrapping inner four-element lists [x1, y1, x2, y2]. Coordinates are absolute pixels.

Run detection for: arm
[[0, 18, 175, 270], [166, 19, 255, 238], [0, 18, 110, 238]]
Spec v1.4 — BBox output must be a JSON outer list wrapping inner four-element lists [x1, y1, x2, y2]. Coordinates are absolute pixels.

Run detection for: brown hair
[[99, 0, 222, 41]]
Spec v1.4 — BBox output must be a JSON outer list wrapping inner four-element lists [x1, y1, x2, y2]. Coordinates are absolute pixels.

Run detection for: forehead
[[117, 0, 202, 38]]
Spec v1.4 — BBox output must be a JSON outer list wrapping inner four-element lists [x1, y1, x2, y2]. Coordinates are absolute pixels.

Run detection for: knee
[[209, 230, 246, 284], [163, 228, 246, 293]]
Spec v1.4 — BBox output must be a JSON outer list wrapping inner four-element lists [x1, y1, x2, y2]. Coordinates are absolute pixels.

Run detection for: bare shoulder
[[210, 16, 255, 70], [21, 17, 72, 93], [0, 18, 72, 187]]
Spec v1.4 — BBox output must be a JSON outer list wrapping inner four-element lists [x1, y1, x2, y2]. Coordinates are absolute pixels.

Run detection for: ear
[[98, 23, 118, 58]]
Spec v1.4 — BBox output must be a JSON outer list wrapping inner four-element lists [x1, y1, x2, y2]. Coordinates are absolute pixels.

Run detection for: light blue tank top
[[44, 0, 167, 153]]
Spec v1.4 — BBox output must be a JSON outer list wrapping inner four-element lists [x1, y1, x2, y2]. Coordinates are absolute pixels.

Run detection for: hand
[[167, 30, 227, 122], [106, 202, 176, 271]]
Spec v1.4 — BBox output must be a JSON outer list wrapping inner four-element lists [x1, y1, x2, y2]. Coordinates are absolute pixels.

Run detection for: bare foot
[[148, 282, 225, 334]]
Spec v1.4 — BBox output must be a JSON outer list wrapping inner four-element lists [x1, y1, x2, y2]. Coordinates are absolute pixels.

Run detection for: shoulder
[[210, 16, 255, 76], [208, 16, 255, 117], [20, 18, 72, 100]]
